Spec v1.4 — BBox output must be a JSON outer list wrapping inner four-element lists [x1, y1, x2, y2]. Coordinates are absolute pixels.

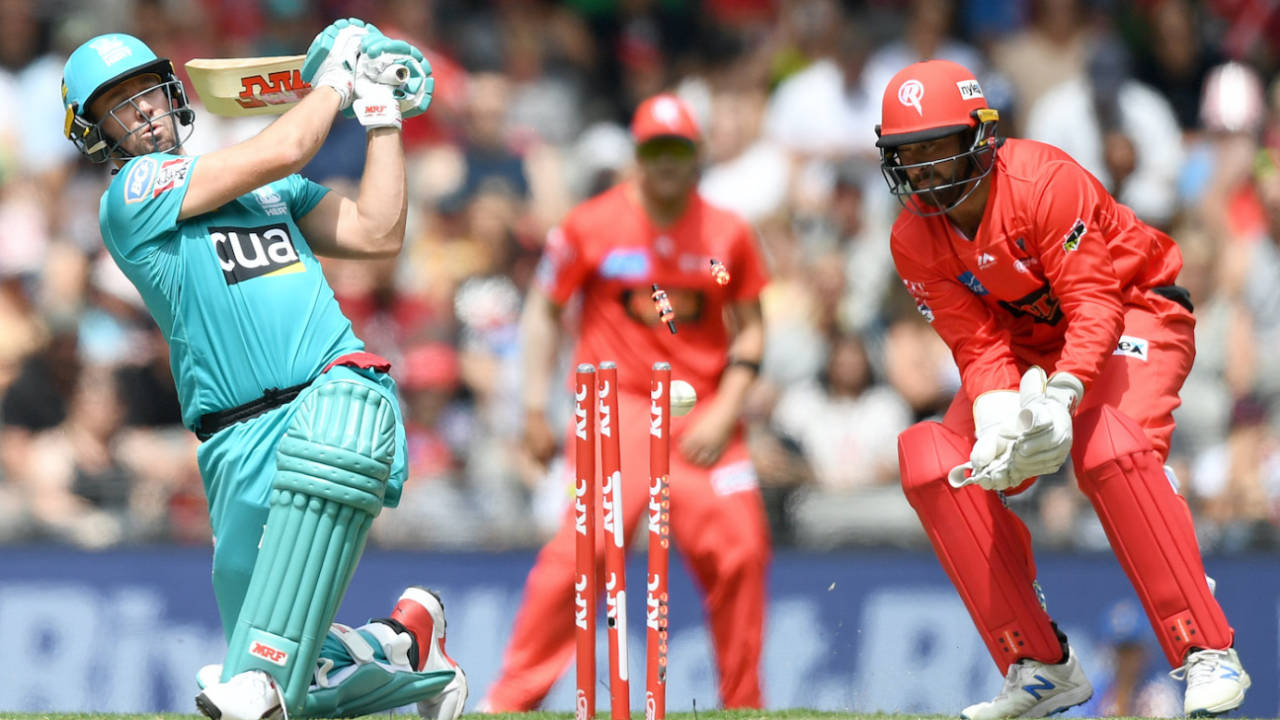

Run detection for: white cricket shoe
[[390, 586, 470, 720], [195, 669, 283, 720], [1174, 647, 1251, 717], [961, 652, 1092, 720]]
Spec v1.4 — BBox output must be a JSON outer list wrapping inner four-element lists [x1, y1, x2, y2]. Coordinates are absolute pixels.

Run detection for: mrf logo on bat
[[237, 70, 311, 110]]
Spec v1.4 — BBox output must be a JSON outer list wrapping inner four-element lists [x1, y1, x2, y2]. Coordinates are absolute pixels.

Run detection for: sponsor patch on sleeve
[[123, 157, 158, 204], [152, 157, 192, 197], [1062, 218, 1086, 253], [1114, 335, 1149, 361]]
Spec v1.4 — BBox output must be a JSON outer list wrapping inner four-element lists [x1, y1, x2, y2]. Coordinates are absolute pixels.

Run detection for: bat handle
[[374, 63, 410, 85]]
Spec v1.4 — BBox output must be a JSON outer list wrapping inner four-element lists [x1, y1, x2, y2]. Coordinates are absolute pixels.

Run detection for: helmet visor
[[91, 76, 193, 160]]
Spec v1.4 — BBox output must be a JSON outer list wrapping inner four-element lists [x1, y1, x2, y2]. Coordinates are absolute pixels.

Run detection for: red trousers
[[485, 389, 769, 709]]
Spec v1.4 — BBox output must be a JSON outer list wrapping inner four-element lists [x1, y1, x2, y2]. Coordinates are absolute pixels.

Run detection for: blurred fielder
[[482, 93, 770, 711], [61, 20, 466, 720], [877, 60, 1250, 718]]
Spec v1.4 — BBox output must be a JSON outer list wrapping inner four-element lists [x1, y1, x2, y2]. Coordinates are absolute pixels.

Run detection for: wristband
[[728, 357, 761, 376]]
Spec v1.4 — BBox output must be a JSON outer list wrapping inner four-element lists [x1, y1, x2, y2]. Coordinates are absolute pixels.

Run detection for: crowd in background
[[1, 0, 1277, 553]]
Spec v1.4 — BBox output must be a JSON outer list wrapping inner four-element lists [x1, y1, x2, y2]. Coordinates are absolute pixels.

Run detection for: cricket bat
[[185, 55, 409, 117]]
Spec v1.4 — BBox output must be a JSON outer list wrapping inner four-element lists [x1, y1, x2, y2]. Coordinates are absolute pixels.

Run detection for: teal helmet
[[62, 33, 194, 163]]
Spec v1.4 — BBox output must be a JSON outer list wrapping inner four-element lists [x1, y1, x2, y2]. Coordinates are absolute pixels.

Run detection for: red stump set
[[574, 362, 670, 720]]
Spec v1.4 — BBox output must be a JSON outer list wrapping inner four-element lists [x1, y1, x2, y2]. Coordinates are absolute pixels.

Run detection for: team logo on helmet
[[897, 79, 925, 116], [652, 97, 682, 128], [89, 36, 132, 66]]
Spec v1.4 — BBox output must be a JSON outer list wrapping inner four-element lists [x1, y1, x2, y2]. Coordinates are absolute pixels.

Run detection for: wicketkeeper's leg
[[898, 419, 1064, 673]]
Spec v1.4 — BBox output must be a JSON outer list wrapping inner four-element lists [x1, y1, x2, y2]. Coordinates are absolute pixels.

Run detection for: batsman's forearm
[[271, 87, 343, 172], [519, 291, 562, 414], [355, 128, 408, 252]]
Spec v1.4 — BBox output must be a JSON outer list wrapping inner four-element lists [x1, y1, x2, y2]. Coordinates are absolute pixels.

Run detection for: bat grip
[[374, 63, 410, 85]]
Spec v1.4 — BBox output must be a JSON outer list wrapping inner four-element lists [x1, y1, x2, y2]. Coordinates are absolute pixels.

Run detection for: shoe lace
[[1170, 648, 1228, 684], [995, 661, 1030, 698]]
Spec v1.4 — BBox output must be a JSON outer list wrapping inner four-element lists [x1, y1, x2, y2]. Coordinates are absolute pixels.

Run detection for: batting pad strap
[[331, 623, 376, 664], [275, 439, 387, 515], [303, 663, 456, 718]]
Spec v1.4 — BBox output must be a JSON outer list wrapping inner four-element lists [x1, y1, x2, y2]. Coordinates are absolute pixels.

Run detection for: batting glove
[[351, 38, 414, 130], [356, 35, 434, 119], [1009, 368, 1082, 479], [301, 18, 379, 110]]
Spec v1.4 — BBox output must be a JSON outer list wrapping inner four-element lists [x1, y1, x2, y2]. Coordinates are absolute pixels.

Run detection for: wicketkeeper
[[61, 20, 464, 720], [878, 60, 1250, 718]]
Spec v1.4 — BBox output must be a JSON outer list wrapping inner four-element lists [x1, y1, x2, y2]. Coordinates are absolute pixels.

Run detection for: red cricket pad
[[1071, 405, 1234, 666], [898, 421, 1064, 673]]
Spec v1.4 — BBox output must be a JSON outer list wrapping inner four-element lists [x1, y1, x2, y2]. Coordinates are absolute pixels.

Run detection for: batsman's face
[[637, 137, 699, 203], [89, 74, 177, 155]]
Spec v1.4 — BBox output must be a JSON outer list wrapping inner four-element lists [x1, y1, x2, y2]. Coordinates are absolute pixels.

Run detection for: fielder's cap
[[631, 93, 701, 145]]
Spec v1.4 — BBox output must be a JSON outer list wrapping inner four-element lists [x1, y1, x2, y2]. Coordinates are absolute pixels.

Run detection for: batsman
[[877, 60, 1251, 718], [62, 20, 466, 720]]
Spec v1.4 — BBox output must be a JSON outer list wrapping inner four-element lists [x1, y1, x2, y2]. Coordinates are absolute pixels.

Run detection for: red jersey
[[536, 183, 769, 398], [892, 138, 1184, 399]]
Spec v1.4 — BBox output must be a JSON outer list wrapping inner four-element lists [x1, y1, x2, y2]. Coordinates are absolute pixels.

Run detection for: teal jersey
[[99, 152, 365, 430]]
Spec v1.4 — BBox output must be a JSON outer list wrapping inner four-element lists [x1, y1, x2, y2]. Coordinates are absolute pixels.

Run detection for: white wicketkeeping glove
[[1009, 367, 1082, 479], [301, 18, 377, 110], [949, 386, 1026, 491]]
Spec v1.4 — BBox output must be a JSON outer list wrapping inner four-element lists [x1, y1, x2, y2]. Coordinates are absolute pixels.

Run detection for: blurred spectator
[[1134, 0, 1223, 132], [1186, 61, 1267, 245], [1079, 598, 1182, 717], [1189, 394, 1280, 551], [453, 72, 530, 205], [772, 332, 910, 491], [1228, 146, 1280, 412], [990, 0, 1094, 134], [1023, 36, 1184, 227], [370, 342, 490, 549], [861, 0, 984, 111], [700, 86, 791, 223], [15, 365, 191, 548], [768, 332, 918, 547]]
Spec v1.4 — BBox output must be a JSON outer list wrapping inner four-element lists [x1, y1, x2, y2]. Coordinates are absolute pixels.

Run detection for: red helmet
[[876, 60, 1001, 216]]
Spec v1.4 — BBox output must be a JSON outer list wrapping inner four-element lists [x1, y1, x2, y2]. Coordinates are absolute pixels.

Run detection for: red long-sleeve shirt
[[891, 138, 1183, 399]]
